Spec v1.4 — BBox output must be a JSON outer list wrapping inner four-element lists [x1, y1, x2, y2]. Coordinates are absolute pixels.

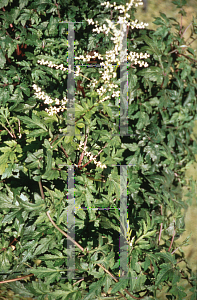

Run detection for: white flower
[[33, 0, 150, 125]]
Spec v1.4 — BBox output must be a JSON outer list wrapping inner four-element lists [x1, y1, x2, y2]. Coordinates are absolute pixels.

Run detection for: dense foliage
[[0, 0, 197, 299]]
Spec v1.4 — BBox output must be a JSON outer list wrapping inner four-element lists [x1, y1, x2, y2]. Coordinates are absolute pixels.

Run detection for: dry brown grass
[[135, 0, 197, 51]]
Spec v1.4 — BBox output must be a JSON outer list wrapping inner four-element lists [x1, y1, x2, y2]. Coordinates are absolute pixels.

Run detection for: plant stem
[[0, 274, 34, 284], [78, 126, 89, 167], [80, 142, 108, 169]]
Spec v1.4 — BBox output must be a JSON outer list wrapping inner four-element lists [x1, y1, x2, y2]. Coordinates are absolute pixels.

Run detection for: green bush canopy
[[0, 0, 197, 299]]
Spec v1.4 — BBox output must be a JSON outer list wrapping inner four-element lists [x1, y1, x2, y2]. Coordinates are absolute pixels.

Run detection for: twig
[[78, 126, 89, 167], [49, 135, 70, 159], [6, 118, 16, 139], [18, 118, 21, 138], [0, 123, 14, 138], [180, 22, 192, 39], [168, 49, 179, 55], [54, 2, 61, 19], [158, 205, 163, 245], [178, 52, 197, 63], [50, 134, 59, 146], [0, 274, 34, 284], [168, 221, 176, 252], [60, 144, 69, 159], [179, 13, 182, 34], [38, 180, 45, 200], [75, 95, 110, 123], [171, 246, 180, 255], [0, 237, 18, 253], [73, 278, 84, 286], [75, 103, 96, 123], [187, 36, 197, 47], [46, 211, 84, 252]]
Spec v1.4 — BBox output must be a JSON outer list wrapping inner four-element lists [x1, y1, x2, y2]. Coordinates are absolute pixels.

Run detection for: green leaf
[[155, 263, 173, 285], [0, 152, 9, 175], [0, 49, 6, 69], [137, 66, 163, 84], [16, 195, 45, 211], [1, 164, 13, 179], [34, 237, 53, 256], [110, 277, 128, 294], [18, 113, 48, 131], [172, 0, 187, 8], [83, 277, 105, 300], [100, 216, 120, 233], [169, 285, 187, 299]]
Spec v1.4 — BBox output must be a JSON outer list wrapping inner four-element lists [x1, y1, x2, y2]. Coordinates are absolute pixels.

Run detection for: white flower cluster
[[32, 84, 68, 116], [32, 0, 150, 115], [75, 51, 104, 63], [86, 0, 149, 66], [81, 0, 150, 102], [77, 141, 107, 169], [37, 59, 67, 71], [128, 51, 150, 67]]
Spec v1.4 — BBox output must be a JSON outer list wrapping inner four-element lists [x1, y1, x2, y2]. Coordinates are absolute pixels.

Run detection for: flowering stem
[[78, 126, 89, 167], [80, 142, 108, 170]]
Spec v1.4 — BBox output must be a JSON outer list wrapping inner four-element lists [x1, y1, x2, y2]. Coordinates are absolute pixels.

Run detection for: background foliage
[[0, 0, 197, 299]]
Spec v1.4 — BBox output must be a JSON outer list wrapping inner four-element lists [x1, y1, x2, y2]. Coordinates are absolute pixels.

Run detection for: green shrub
[[0, 0, 197, 299]]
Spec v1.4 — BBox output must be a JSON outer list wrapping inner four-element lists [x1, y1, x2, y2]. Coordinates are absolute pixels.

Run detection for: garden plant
[[0, 0, 197, 299]]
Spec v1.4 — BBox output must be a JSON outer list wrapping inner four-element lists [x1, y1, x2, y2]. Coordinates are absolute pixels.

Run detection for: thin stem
[[75, 104, 96, 123], [179, 52, 197, 63], [158, 205, 163, 245], [51, 135, 64, 149], [0, 274, 34, 284], [75, 96, 109, 123], [0, 237, 18, 253], [168, 222, 176, 252], [60, 144, 69, 159], [180, 14, 182, 33], [78, 126, 89, 167], [180, 22, 192, 39], [6, 118, 16, 139], [18, 118, 21, 138], [54, 1, 61, 19], [37, 160, 45, 200], [0, 123, 14, 138], [38, 180, 45, 200], [168, 49, 178, 55], [46, 211, 84, 252], [50, 134, 59, 146], [171, 246, 180, 255], [187, 36, 197, 47], [73, 278, 84, 286]]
